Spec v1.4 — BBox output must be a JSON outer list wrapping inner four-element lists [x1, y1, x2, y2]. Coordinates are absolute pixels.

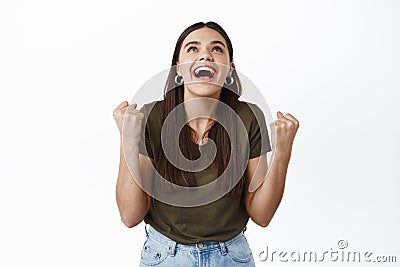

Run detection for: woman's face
[[176, 27, 234, 99]]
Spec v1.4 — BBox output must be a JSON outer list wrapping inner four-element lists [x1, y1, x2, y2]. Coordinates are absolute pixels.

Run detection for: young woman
[[113, 21, 299, 266]]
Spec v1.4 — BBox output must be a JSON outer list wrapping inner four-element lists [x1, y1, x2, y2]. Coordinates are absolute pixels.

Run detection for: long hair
[[155, 21, 246, 196]]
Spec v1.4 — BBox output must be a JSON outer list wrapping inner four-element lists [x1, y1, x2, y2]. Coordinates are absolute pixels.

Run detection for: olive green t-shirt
[[138, 99, 272, 244]]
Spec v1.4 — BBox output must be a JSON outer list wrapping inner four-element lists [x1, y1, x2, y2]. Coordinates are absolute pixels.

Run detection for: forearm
[[116, 139, 149, 228], [249, 152, 290, 226]]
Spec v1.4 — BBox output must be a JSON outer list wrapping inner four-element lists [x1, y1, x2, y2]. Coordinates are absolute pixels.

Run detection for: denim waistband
[[144, 224, 247, 256]]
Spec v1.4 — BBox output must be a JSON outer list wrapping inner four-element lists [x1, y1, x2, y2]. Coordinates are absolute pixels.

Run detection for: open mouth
[[192, 65, 217, 81]]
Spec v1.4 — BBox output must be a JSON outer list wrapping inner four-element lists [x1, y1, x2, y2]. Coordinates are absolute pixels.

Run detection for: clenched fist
[[113, 101, 144, 144], [270, 111, 300, 159]]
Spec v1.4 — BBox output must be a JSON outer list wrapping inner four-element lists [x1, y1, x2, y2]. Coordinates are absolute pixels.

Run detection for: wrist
[[120, 133, 141, 144], [272, 148, 292, 162], [120, 139, 141, 155]]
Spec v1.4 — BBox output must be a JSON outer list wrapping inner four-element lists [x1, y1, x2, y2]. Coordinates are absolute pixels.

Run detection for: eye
[[212, 46, 223, 52], [187, 46, 198, 53]]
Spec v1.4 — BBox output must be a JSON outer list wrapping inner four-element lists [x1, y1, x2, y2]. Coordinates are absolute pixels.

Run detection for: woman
[[113, 21, 299, 266]]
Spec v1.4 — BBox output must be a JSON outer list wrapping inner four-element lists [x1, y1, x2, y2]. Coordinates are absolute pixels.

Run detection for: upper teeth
[[194, 66, 215, 75]]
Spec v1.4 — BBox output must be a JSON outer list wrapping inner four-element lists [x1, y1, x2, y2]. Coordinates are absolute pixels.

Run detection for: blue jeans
[[139, 223, 256, 266]]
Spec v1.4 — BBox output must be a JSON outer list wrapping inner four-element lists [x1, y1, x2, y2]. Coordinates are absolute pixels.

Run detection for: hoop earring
[[224, 76, 234, 86], [174, 74, 183, 85]]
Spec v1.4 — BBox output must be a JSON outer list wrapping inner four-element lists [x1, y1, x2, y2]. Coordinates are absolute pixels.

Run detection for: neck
[[183, 86, 221, 134]]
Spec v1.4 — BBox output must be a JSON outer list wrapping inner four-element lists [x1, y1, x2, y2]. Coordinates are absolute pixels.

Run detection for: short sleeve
[[248, 104, 272, 159], [138, 104, 154, 159]]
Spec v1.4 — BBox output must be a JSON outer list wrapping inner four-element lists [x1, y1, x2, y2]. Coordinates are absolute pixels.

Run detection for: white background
[[0, 0, 399, 266]]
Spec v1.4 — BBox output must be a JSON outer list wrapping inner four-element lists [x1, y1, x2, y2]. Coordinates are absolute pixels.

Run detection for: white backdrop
[[0, 0, 399, 266]]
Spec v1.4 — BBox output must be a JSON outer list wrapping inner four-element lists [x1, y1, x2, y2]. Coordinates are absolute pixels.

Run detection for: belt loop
[[219, 242, 227, 255], [144, 223, 149, 237], [168, 241, 177, 257]]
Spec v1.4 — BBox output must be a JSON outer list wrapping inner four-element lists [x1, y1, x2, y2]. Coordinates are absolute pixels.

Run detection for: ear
[[176, 62, 182, 76], [228, 62, 235, 76]]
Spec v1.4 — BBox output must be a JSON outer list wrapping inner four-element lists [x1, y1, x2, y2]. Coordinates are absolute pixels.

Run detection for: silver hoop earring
[[224, 76, 234, 86], [174, 74, 183, 85]]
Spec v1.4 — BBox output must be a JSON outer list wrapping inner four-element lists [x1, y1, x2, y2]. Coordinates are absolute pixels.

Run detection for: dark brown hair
[[155, 21, 246, 196]]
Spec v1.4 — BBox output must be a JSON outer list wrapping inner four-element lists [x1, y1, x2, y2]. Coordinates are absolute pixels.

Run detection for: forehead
[[182, 27, 227, 46]]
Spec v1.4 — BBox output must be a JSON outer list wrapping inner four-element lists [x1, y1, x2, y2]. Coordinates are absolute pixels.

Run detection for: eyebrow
[[183, 40, 226, 49]]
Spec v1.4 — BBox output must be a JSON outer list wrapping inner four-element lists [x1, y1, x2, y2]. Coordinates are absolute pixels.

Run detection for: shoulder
[[139, 100, 165, 124], [139, 100, 164, 131], [236, 100, 265, 122], [139, 99, 164, 115]]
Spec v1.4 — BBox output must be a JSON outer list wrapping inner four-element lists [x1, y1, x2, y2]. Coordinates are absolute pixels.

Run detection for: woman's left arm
[[243, 111, 300, 227]]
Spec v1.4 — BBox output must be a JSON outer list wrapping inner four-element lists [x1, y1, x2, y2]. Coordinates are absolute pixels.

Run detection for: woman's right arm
[[113, 101, 154, 228]]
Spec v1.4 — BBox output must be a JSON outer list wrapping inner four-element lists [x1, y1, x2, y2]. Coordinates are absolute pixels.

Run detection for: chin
[[186, 83, 222, 98]]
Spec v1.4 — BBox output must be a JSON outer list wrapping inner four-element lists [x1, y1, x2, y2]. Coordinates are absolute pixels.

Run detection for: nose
[[199, 51, 213, 62]]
